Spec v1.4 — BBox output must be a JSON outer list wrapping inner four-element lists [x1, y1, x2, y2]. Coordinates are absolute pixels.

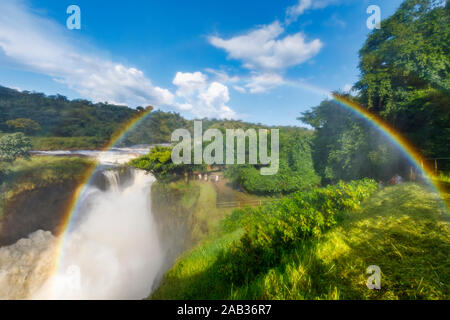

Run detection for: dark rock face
[[0, 166, 137, 247], [0, 182, 78, 246]]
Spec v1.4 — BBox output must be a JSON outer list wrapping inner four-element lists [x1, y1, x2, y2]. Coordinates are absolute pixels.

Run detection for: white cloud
[[209, 21, 322, 71], [0, 0, 174, 107], [204, 68, 240, 83], [172, 72, 236, 119], [285, 0, 341, 24], [232, 85, 246, 93], [173, 71, 207, 97], [286, 0, 312, 24], [245, 73, 285, 94]]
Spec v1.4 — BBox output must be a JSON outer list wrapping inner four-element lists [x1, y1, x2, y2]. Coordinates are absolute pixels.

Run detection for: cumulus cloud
[[209, 21, 322, 71], [0, 0, 174, 107], [173, 71, 208, 98], [208, 20, 322, 93], [172, 72, 236, 119]]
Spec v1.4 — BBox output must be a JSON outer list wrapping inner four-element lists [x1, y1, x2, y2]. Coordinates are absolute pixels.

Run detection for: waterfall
[[32, 168, 163, 299], [0, 148, 165, 300], [103, 170, 121, 192]]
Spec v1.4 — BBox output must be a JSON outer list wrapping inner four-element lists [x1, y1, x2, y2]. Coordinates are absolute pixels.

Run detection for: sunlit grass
[[151, 183, 449, 300], [0, 156, 94, 218], [30, 136, 105, 150]]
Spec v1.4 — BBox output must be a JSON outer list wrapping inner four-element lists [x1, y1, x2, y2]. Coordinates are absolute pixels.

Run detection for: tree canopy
[[300, 0, 449, 182], [0, 133, 32, 163], [355, 0, 449, 158], [5, 118, 41, 135]]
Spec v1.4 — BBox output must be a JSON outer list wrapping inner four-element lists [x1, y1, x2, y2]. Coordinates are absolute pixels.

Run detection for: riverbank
[[0, 156, 94, 245]]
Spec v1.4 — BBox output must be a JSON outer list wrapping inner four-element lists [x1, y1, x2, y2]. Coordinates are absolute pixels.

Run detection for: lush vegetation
[[0, 86, 135, 141], [130, 145, 204, 182], [224, 130, 320, 194], [151, 182, 449, 299], [355, 0, 449, 160], [0, 132, 32, 181], [0, 86, 194, 149], [0, 0, 448, 301], [0, 133, 31, 163], [0, 156, 94, 219], [30, 136, 107, 150], [130, 128, 319, 195], [300, 0, 450, 183]]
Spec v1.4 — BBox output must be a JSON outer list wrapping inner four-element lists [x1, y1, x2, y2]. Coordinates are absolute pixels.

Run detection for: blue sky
[[0, 0, 404, 126]]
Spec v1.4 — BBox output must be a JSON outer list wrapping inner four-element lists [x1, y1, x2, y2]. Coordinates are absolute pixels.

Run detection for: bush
[[217, 179, 378, 282]]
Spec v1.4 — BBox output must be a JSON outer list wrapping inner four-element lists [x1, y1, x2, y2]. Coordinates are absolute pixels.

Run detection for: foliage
[[299, 0, 449, 181], [130, 146, 179, 181], [224, 129, 320, 194], [216, 179, 378, 283], [120, 110, 191, 146], [0, 86, 194, 148], [151, 183, 449, 300], [130, 146, 204, 182], [0, 85, 309, 151], [5, 118, 41, 135], [0, 133, 32, 163], [355, 0, 449, 160], [0, 156, 94, 218], [30, 136, 106, 150], [300, 97, 405, 183], [0, 86, 136, 140]]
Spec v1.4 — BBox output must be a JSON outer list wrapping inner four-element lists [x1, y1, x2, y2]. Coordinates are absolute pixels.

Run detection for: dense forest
[[301, 0, 449, 181], [0, 85, 193, 147], [0, 85, 305, 150]]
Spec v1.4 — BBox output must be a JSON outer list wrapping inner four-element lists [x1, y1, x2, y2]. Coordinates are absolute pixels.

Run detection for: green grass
[[0, 156, 94, 218], [437, 172, 450, 184], [30, 136, 106, 150], [151, 183, 449, 300]]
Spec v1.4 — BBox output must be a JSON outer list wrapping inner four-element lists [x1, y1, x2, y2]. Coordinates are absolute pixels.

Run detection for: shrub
[[218, 179, 378, 282]]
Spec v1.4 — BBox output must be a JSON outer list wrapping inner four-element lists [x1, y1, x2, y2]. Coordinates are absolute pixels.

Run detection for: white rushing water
[[0, 148, 165, 300], [32, 145, 152, 165]]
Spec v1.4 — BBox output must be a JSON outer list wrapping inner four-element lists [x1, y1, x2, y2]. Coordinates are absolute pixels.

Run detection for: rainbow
[[50, 89, 448, 280], [51, 108, 153, 275]]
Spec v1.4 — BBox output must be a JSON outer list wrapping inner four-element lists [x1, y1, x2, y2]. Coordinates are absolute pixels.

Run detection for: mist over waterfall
[[0, 148, 166, 300], [34, 168, 162, 299]]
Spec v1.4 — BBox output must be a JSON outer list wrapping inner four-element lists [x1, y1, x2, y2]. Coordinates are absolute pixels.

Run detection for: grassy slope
[[0, 156, 94, 218], [151, 183, 449, 300], [30, 136, 105, 150]]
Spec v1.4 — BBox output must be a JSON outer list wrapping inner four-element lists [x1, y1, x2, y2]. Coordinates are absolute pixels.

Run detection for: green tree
[[299, 96, 404, 183], [0, 133, 32, 163], [355, 0, 449, 160], [300, 0, 449, 181], [5, 118, 41, 135], [130, 146, 203, 182], [224, 129, 320, 194]]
